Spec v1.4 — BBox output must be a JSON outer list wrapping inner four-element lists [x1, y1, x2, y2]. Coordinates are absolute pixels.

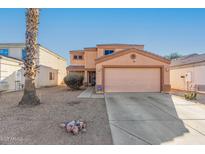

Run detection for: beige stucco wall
[[195, 65, 205, 85], [96, 50, 170, 92], [0, 44, 67, 91], [70, 52, 85, 66], [0, 57, 23, 91], [8, 47, 23, 60], [36, 65, 58, 88], [69, 45, 145, 66], [38, 46, 67, 85], [84, 51, 97, 68], [0, 44, 24, 60], [96, 45, 144, 58], [170, 63, 205, 91]]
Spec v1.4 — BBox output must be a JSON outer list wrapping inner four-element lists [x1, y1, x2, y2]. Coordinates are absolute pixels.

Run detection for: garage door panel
[[104, 68, 160, 92]]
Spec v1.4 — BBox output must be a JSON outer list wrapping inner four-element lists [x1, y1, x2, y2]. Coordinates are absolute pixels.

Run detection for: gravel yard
[[0, 86, 112, 144]]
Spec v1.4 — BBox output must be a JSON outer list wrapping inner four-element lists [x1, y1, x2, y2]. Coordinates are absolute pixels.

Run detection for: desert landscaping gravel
[[0, 86, 112, 144]]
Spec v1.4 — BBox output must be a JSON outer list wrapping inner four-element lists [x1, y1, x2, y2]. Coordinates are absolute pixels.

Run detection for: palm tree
[[19, 8, 40, 106]]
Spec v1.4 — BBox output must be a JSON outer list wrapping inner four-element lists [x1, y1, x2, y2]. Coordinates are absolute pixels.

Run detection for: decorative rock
[[60, 120, 86, 135]]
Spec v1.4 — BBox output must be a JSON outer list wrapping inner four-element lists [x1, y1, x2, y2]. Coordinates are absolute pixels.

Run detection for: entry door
[[88, 71, 96, 86], [104, 68, 161, 92]]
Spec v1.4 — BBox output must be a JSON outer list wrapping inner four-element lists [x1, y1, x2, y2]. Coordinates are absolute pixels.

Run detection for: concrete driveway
[[105, 93, 205, 144]]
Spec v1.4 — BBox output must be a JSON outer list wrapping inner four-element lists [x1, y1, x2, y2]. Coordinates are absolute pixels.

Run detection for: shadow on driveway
[[105, 93, 194, 145]]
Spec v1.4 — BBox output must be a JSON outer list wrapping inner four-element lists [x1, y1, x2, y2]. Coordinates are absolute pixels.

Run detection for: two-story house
[[0, 43, 67, 92], [67, 44, 171, 93]]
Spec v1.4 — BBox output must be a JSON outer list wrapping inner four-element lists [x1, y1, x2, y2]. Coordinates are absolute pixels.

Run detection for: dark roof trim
[[70, 50, 84, 53], [96, 44, 144, 46], [84, 47, 97, 51]]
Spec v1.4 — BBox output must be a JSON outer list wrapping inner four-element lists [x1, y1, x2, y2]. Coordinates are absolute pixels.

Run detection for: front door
[[88, 71, 96, 86]]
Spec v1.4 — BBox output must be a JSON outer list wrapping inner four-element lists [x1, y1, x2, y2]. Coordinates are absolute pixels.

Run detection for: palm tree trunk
[[19, 8, 40, 106]]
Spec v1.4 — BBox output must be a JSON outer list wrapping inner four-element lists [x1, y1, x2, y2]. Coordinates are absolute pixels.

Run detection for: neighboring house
[[170, 53, 205, 92], [67, 44, 170, 93], [0, 43, 67, 92], [0, 55, 23, 91]]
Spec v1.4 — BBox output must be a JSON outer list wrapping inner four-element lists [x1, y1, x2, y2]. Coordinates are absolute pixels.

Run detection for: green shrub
[[184, 92, 197, 100], [64, 74, 84, 90]]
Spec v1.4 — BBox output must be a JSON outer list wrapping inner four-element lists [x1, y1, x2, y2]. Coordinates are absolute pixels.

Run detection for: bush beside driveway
[[0, 86, 112, 144], [170, 89, 205, 105]]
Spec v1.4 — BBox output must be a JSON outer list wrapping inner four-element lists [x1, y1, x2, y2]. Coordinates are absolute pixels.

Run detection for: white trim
[[0, 56, 23, 63], [39, 45, 67, 61]]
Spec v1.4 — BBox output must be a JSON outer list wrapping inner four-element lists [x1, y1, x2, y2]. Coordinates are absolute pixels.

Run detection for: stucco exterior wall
[[36, 65, 58, 88], [96, 45, 144, 58], [170, 64, 205, 91], [70, 52, 85, 66], [195, 65, 205, 85], [38, 47, 67, 85], [0, 57, 23, 91], [0, 44, 25, 60], [8, 47, 23, 60], [96, 51, 170, 92], [84, 51, 97, 68], [0, 44, 67, 91]]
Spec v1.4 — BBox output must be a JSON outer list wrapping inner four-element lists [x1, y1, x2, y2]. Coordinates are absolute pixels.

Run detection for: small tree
[[165, 52, 182, 60], [64, 74, 84, 90]]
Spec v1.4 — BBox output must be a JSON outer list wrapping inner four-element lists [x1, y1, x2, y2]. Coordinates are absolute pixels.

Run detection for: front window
[[22, 48, 27, 61], [0, 49, 9, 56], [78, 55, 83, 59], [73, 55, 83, 60], [49, 72, 55, 80], [104, 50, 114, 55]]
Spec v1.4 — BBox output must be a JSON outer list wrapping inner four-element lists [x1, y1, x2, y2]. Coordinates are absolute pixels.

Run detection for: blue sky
[[0, 8, 205, 64]]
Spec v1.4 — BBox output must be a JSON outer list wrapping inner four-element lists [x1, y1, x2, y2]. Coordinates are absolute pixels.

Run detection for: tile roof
[[171, 53, 205, 67]]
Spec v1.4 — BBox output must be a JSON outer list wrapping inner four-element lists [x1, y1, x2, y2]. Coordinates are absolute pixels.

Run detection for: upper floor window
[[104, 50, 114, 55], [73, 55, 83, 60], [22, 48, 27, 61], [0, 49, 9, 56]]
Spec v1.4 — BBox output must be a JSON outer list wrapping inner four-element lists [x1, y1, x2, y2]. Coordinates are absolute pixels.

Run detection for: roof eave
[[96, 44, 144, 47], [95, 48, 170, 64], [171, 60, 205, 68]]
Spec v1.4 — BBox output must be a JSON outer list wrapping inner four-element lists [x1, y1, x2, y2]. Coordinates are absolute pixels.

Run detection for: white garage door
[[104, 68, 161, 92]]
